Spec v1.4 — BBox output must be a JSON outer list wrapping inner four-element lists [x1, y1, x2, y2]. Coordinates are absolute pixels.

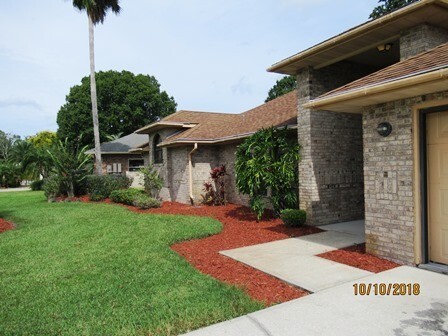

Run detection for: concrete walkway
[[221, 220, 370, 292], [183, 266, 448, 336]]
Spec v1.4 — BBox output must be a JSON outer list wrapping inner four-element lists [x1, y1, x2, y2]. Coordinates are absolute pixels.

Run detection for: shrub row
[[86, 175, 132, 201], [30, 180, 44, 191], [110, 189, 161, 209]]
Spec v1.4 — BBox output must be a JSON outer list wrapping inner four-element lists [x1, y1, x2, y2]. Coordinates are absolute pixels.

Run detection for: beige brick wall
[[400, 24, 448, 61], [363, 91, 448, 265], [297, 62, 374, 226]]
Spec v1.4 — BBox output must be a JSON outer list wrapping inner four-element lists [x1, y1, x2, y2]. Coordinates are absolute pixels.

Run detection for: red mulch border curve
[[0, 218, 15, 233]]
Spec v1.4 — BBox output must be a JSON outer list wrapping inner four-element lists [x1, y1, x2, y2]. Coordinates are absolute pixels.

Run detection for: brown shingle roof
[[317, 43, 448, 100], [155, 90, 297, 146]]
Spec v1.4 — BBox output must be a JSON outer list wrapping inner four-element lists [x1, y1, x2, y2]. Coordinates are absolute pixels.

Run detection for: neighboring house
[[86, 133, 149, 186], [268, 0, 448, 267], [135, 90, 298, 206]]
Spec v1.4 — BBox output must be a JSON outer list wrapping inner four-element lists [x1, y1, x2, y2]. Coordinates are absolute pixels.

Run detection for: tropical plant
[[46, 139, 92, 198], [201, 165, 227, 206], [0, 131, 20, 161], [0, 161, 22, 188], [235, 127, 300, 220], [140, 166, 163, 198], [72, 0, 121, 175]]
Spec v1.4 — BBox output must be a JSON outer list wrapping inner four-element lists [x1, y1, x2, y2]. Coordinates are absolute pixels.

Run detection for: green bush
[[110, 189, 144, 206], [140, 166, 163, 198], [86, 175, 132, 201], [280, 209, 307, 227], [132, 195, 161, 209], [30, 180, 44, 191], [42, 176, 62, 202]]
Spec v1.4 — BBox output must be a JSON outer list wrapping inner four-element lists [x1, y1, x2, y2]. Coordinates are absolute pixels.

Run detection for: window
[[153, 134, 163, 164], [129, 159, 145, 172]]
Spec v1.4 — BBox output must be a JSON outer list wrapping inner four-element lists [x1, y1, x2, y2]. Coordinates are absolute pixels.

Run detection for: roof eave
[[304, 68, 448, 112], [136, 122, 197, 134], [268, 0, 448, 75]]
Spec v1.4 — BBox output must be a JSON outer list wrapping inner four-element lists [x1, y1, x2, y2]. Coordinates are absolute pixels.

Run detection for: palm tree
[[72, 0, 121, 175]]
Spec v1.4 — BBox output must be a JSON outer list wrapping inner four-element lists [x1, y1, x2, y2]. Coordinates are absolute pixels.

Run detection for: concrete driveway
[[0, 187, 31, 192], [183, 267, 448, 336]]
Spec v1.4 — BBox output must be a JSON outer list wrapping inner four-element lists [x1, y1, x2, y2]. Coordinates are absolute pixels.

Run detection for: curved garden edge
[[0, 218, 15, 234], [78, 197, 321, 305], [76, 197, 401, 304]]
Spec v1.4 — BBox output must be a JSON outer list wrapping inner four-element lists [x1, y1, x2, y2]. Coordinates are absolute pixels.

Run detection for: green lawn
[[0, 192, 263, 335]]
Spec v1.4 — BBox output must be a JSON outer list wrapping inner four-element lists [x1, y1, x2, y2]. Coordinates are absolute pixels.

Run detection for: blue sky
[[0, 0, 378, 137]]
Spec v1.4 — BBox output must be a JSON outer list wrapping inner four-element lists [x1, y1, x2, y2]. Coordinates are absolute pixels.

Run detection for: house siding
[[296, 62, 373, 226], [363, 90, 448, 265], [400, 24, 448, 61]]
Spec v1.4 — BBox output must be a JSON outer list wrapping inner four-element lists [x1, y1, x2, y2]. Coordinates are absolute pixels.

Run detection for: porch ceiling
[[268, 0, 448, 75]]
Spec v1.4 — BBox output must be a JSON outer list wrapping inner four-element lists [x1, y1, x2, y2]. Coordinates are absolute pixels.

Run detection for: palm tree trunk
[[88, 15, 103, 175]]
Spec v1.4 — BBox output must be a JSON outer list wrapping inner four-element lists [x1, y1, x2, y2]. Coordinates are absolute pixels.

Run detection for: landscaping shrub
[[140, 166, 163, 198], [86, 174, 132, 201], [280, 209, 307, 227], [42, 176, 62, 202], [30, 180, 44, 191], [110, 188, 144, 206], [132, 194, 161, 209], [235, 127, 300, 220], [201, 165, 227, 206]]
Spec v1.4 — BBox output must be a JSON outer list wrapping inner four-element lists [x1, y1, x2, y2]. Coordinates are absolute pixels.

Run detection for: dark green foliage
[[265, 76, 297, 103], [132, 194, 162, 209], [72, 0, 121, 25], [57, 70, 177, 148], [30, 180, 44, 191], [235, 127, 300, 220], [280, 209, 307, 227], [0, 161, 21, 188], [140, 166, 163, 198], [42, 176, 63, 201], [46, 139, 92, 198], [110, 188, 144, 205], [369, 0, 419, 19], [86, 174, 132, 201]]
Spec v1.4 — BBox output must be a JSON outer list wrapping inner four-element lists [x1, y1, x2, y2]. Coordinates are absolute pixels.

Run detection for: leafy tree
[[27, 131, 57, 149], [57, 70, 177, 148], [235, 127, 300, 220], [72, 0, 121, 175], [265, 76, 297, 103], [0, 131, 20, 161], [369, 0, 419, 19]]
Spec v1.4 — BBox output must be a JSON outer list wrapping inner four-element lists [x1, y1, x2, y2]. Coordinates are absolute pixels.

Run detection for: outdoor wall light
[[377, 43, 393, 52], [377, 122, 393, 137]]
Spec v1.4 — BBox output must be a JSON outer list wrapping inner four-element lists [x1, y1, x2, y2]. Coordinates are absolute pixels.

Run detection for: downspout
[[189, 143, 198, 205]]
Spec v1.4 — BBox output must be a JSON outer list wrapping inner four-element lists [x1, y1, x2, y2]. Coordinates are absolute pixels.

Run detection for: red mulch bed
[[317, 243, 400, 273], [0, 218, 14, 233], [143, 202, 323, 305]]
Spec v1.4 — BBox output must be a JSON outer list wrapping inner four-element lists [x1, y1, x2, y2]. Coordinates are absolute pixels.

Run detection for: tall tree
[[265, 76, 297, 103], [72, 0, 121, 175], [57, 70, 177, 148], [369, 0, 419, 19]]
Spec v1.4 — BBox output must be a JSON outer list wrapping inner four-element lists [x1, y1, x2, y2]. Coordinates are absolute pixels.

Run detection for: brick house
[[135, 91, 298, 206], [268, 0, 448, 268], [86, 132, 149, 186]]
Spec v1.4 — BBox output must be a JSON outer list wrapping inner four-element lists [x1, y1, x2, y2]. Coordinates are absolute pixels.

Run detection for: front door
[[427, 111, 448, 265]]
